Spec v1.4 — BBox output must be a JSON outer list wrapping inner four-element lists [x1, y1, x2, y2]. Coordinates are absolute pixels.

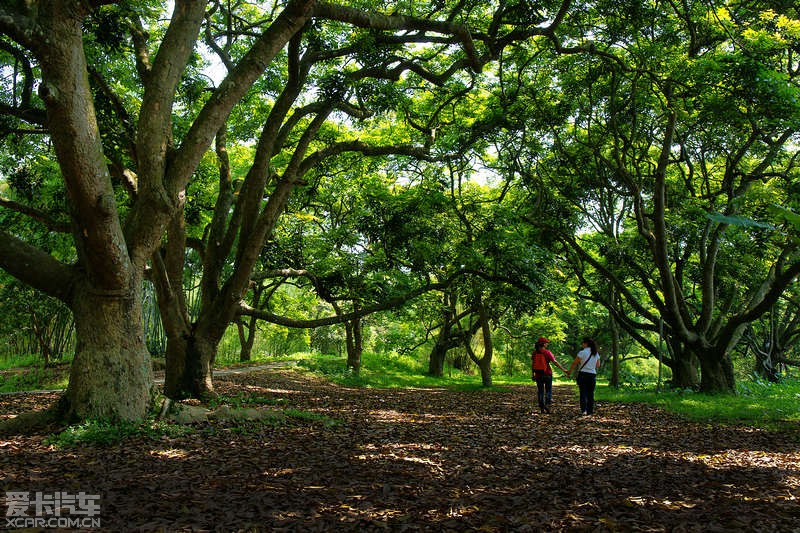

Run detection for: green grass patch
[[596, 377, 800, 430], [296, 352, 471, 388], [0, 353, 44, 370], [284, 408, 340, 427], [45, 419, 194, 448], [207, 392, 289, 409], [294, 351, 561, 391], [0, 353, 74, 370], [0, 366, 69, 392], [0, 353, 73, 392], [212, 348, 310, 371]]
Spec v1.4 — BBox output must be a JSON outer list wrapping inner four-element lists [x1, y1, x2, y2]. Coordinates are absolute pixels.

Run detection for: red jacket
[[532, 348, 556, 376]]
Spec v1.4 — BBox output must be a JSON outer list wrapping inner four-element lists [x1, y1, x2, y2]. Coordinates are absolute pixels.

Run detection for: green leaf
[[707, 212, 774, 230], [768, 205, 800, 231]]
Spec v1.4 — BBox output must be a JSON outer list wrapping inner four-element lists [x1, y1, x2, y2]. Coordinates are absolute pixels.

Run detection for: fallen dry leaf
[[0, 370, 798, 531]]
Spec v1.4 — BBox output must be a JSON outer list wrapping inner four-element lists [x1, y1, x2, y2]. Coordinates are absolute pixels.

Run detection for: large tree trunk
[[153, 212, 195, 400], [477, 353, 493, 387], [428, 326, 451, 377], [667, 340, 700, 389], [472, 301, 493, 387], [698, 350, 736, 393], [428, 293, 462, 377], [163, 334, 189, 400], [237, 320, 256, 362], [670, 358, 700, 389], [61, 282, 153, 421], [163, 329, 219, 400], [184, 334, 217, 399], [158, 265, 223, 400], [237, 285, 263, 362], [345, 316, 363, 374], [30, 309, 53, 367], [164, 328, 221, 400]]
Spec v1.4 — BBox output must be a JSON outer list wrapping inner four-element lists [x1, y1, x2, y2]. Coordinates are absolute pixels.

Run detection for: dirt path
[[1, 369, 798, 531]]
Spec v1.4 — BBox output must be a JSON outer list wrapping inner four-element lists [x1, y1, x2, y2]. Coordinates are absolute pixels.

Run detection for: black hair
[[582, 337, 598, 356]]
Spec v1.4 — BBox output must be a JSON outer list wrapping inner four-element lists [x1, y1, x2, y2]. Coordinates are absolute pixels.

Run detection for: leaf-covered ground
[[1, 369, 799, 531]]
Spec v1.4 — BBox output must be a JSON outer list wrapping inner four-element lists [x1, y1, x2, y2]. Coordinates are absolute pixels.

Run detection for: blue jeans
[[534, 373, 553, 409], [577, 372, 596, 414]]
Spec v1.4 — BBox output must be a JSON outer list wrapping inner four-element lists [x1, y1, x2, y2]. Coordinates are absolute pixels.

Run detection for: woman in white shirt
[[567, 338, 601, 415]]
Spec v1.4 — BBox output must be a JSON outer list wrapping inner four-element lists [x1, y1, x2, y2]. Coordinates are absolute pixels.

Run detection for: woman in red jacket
[[531, 337, 568, 414]]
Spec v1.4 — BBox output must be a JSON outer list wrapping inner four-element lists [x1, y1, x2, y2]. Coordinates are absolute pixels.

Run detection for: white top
[[576, 347, 600, 374]]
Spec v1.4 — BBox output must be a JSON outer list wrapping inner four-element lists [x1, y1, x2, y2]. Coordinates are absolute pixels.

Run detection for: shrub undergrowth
[[44, 419, 194, 448]]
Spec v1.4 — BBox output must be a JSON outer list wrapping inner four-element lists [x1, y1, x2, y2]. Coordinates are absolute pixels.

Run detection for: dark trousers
[[577, 371, 597, 414], [534, 373, 553, 409]]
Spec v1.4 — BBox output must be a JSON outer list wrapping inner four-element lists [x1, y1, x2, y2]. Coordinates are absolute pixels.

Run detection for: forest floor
[[1, 368, 799, 532]]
